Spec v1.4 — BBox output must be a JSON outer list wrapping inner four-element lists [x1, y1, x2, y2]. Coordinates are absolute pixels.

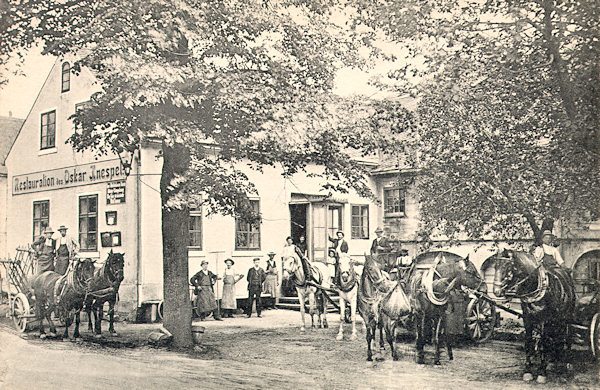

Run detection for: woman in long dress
[[221, 258, 243, 317], [263, 252, 279, 308]]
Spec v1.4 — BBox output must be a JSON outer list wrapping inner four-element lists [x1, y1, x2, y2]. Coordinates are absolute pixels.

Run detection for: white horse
[[282, 252, 330, 332], [334, 253, 359, 341]]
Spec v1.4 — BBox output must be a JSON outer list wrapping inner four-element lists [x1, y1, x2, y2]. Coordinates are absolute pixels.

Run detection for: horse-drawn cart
[[0, 247, 37, 332]]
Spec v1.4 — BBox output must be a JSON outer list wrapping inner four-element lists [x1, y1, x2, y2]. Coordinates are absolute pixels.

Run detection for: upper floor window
[[235, 200, 260, 250], [61, 62, 70, 92], [189, 209, 203, 249], [384, 188, 406, 217], [79, 194, 98, 251], [32, 200, 50, 242], [351, 205, 369, 239], [40, 110, 56, 150]]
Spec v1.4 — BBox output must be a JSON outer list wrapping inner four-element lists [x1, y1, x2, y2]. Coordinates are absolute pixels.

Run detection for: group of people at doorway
[[32, 225, 79, 275], [190, 252, 279, 321]]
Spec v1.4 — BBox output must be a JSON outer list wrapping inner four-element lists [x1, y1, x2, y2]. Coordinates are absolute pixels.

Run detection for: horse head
[[106, 250, 125, 285], [457, 256, 486, 292], [282, 253, 301, 282], [493, 250, 533, 297], [337, 253, 356, 290], [73, 258, 96, 291]]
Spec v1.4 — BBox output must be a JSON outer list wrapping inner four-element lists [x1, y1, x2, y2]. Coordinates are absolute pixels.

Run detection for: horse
[[402, 252, 485, 365], [493, 250, 575, 384], [31, 258, 96, 340], [334, 253, 359, 341], [357, 254, 397, 361], [84, 250, 125, 337], [282, 252, 330, 332]]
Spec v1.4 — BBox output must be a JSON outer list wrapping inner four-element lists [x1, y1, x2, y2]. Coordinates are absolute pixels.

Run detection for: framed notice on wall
[[107, 180, 126, 204]]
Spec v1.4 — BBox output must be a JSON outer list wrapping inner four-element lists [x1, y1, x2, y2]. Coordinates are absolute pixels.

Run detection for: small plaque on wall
[[107, 181, 126, 204]]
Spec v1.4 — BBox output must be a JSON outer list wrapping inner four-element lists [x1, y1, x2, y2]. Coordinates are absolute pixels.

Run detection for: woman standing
[[221, 258, 243, 318], [263, 252, 279, 308]]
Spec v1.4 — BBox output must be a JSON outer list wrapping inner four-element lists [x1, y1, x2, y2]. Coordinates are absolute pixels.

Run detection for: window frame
[[327, 205, 343, 238], [351, 204, 369, 239], [188, 208, 203, 250], [32, 200, 50, 242], [383, 187, 406, 218], [78, 194, 98, 252], [40, 110, 56, 150], [61, 62, 70, 93], [235, 199, 261, 251]]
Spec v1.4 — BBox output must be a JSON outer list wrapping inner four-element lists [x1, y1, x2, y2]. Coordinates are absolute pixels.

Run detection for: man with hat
[[371, 226, 392, 255], [54, 225, 79, 275], [32, 227, 56, 274], [328, 231, 348, 258], [190, 260, 222, 321], [533, 230, 564, 267], [263, 251, 279, 308], [246, 257, 266, 317], [221, 258, 243, 318]]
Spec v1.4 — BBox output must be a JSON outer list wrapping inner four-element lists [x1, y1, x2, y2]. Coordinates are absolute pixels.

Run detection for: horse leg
[[308, 291, 317, 328], [537, 323, 547, 384], [350, 290, 357, 340], [86, 303, 93, 332], [37, 300, 47, 339], [385, 316, 398, 361], [415, 314, 425, 364], [379, 321, 385, 350], [74, 311, 81, 340], [47, 307, 57, 337], [298, 289, 306, 332], [433, 316, 442, 365], [522, 319, 534, 382], [337, 295, 345, 340], [321, 292, 328, 329], [63, 313, 71, 339], [366, 323, 374, 361], [93, 303, 102, 336], [108, 299, 117, 335]]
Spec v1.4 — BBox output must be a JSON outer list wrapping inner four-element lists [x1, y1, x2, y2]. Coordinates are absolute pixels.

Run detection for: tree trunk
[[161, 142, 193, 348]]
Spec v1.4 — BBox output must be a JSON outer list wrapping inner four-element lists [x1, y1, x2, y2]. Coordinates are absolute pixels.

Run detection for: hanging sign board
[[106, 180, 126, 204]]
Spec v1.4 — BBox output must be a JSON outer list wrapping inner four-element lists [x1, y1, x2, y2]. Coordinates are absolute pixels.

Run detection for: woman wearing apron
[[263, 252, 279, 308], [221, 258, 243, 318]]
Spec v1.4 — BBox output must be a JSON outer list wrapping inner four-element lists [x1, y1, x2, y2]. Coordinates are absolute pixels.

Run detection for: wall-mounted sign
[[106, 181, 126, 204], [101, 231, 122, 247], [12, 159, 125, 195], [106, 211, 117, 225]]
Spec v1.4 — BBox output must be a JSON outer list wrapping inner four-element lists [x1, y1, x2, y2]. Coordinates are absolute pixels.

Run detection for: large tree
[[0, 0, 397, 347], [350, 0, 599, 243]]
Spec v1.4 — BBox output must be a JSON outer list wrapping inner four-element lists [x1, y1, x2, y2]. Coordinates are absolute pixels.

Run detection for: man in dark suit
[[246, 257, 266, 317], [370, 226, 392, 255], [328, 231, 348, 256]]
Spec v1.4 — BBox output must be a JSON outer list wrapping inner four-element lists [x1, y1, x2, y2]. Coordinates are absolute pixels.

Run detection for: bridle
[[283, 255, 306, 287]]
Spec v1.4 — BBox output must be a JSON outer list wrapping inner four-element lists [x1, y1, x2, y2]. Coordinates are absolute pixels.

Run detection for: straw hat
[[224, 258, 235, 265]]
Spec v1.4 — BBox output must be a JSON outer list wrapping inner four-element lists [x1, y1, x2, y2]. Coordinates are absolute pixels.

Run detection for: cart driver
[[33, 227, 56, 274], [533, 230, 564, 267], [54, 225, 79, 275]]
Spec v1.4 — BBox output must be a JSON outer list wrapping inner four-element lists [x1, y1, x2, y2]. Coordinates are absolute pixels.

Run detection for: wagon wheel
[[466, 297, 496, 343], [157, 300, 164, 321], [590, 313, 600, 360], [12, 293, 31, 333]]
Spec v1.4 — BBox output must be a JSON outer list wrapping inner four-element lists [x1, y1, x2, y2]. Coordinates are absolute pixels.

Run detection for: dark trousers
[[247, 290, 262, 316]]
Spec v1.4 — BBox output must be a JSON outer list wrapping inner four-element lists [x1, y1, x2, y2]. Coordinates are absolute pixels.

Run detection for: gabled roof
[[0, 115, 24, 174]]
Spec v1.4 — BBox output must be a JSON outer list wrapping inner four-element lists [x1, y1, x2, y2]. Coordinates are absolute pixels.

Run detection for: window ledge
[[77, 251, 100, 259], [384, 213, 406, 218], [38, 147, 57, 156]]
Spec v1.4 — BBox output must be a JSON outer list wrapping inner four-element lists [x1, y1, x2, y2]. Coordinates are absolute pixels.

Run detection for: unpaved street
[[0, 310, 598, 389]]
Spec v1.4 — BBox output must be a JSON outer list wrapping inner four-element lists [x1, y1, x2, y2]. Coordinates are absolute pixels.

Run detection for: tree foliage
[[350, 0, 599, 241]]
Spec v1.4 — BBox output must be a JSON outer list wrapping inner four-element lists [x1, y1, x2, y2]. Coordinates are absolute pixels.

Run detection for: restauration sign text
[[13, 159, 125, 195]]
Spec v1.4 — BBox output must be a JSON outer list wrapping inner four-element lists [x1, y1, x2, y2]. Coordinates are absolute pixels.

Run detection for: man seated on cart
[[54, 225, 79, 276], [32, 227, 56, 274]]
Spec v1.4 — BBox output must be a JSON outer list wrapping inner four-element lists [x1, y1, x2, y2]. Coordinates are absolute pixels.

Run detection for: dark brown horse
[[357, 254, 397, 361], [493, 250, 575, 384], [31, 258, 96, 339], [85, 251, 125, 337], [403, 252, 484, 365]]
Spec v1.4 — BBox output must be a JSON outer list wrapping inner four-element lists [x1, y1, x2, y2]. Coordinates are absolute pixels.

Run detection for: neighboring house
[[0, 114, 24, 259]]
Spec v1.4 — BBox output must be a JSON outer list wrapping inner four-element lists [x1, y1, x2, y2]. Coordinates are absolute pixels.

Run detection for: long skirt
[[221, 275, 237, 310], [263, 274, 278, 298], [195, 285, 217, 313]]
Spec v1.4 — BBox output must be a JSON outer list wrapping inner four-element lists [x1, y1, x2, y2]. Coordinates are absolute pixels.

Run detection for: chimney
[[8, 111, 12, 118]]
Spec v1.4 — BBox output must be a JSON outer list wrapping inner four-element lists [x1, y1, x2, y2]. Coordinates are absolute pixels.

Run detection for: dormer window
[[61, 62, 70, 92]]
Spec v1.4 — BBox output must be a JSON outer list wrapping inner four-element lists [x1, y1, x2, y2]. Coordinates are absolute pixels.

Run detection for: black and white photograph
[[0, 1, 598, 389]]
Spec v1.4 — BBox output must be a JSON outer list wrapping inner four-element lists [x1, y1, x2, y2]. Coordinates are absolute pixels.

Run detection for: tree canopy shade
[[0, 0, 409, 347], [349, 0, 600, 242]]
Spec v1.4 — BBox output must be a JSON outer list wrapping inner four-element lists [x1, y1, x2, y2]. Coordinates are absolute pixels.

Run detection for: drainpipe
[[135, 150, 142, 312]]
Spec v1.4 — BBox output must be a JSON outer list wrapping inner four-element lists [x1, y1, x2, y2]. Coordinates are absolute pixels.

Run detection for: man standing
[[533, 230, 564, 266], [54, 225, 78, 275], [246, 257, 266, 318], [190, 260, 222, 321], [370, 227, 392, 255], [328, 231, 348, 257], [33, 227, 56, 274]]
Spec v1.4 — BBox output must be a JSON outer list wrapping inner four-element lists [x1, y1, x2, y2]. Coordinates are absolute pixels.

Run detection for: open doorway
[[289, 204, 307, 245]]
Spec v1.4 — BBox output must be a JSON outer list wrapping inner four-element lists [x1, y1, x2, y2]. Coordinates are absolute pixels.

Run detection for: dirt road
[[0, 310, 597, 389]]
